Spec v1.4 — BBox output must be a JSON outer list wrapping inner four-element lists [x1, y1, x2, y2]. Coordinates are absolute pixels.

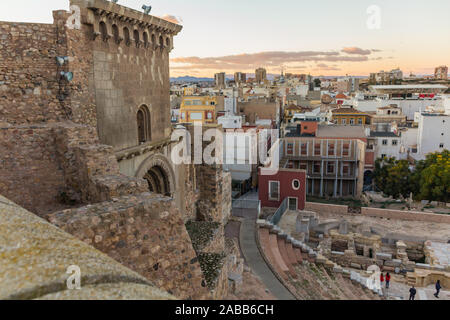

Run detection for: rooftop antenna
[[142, 5, 152, 14]]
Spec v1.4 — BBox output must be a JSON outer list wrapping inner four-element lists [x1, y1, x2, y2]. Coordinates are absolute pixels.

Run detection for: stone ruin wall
[[0, 21, 67, 124], [0, 124, 66, 214], [48, 193, 210, 299]]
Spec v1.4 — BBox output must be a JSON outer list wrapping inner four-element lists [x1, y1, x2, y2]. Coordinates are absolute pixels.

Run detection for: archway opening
[[134, 30, 140, 47], [99, 21, 107, 41], [123, 27, 130, 46], [112, 24, 119, 43], [137, 105, 151, 144], [144, 165, 172, 197]]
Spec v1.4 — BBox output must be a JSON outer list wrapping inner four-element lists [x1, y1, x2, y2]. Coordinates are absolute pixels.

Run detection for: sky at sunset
[[1, 0, 449, 77]]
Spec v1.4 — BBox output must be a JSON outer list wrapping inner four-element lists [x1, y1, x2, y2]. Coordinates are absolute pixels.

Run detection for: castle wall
[[67, 0, 177, 151], [0, 125, 65, 214], [0, 22, 66, 124], [48, 193, 210, 300]]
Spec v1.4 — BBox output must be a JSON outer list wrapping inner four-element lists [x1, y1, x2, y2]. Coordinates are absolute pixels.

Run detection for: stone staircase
[[256, 219, 384, 300]]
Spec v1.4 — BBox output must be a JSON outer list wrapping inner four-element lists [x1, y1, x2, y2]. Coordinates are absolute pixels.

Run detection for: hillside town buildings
[[435, 65, 448, 80]]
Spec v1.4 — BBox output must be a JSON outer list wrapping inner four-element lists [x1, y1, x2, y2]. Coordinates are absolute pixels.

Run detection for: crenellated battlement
[[72, 0, 181, 52]]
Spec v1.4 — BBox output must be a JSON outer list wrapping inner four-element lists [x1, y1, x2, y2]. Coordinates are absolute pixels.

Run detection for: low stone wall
[[48, 193, 210, 300], [0, 195, 174, 300], [361, 207, 450, 224], [305, 202, 349, 215]]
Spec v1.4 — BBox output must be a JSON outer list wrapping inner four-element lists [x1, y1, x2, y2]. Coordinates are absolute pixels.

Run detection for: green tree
[[413, 150, 450, 202], [314, 78, 321, 88], [373, 157, 396, 193], [384, 160, 412, 198]]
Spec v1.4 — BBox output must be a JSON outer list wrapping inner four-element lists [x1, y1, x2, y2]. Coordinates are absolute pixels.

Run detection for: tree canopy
[[372, 150, 449, 202]]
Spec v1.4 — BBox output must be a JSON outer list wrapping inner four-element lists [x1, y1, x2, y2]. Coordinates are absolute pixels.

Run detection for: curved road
[[238, 210, 295, 300]]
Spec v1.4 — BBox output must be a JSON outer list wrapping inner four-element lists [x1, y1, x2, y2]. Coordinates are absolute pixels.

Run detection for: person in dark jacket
[[409, 286, 417, 300], [385, 273, 391, 289], [434, 280, 441, 298]]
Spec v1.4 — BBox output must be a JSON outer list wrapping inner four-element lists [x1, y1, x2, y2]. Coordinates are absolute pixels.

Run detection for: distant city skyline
[[1, 0, 449, 77]]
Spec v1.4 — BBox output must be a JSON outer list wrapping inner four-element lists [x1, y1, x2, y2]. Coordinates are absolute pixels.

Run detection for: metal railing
[[232, 199, 261, 217], [270, 198, 289, 225]]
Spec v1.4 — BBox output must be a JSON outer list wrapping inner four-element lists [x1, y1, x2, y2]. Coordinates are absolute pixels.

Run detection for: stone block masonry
[[0, 122, 147, 217], [48, 193, 210, 300], [0, 22, 67, 124], [0, 125, 66, 214]]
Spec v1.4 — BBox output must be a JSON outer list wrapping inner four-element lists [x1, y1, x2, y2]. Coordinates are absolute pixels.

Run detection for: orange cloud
[[342, 47, 373, 55], [171, 50, 371, 70], [158, 14, 183, 25]]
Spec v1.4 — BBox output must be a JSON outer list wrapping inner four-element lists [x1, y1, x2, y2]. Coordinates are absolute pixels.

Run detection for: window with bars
[[343, 163, 350, 176], [313, 162, 321, 174], [301, 143, 308, 156], [343, 143, 350, 156], [300, 162, 307, 170], [328, 143, 335, 156], [314, 143, 321, 156], [327, 162, 335, 174], [287, 143, 294, 155]]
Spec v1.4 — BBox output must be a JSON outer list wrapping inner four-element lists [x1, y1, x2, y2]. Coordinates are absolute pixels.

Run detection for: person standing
[[386, 272, 391, 289], [409, 285, 417, 300], [380, 273, 384, 289], [434, 280, 441, 298]]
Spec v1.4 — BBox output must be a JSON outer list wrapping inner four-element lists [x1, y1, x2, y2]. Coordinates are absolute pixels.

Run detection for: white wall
[[223, 131, 258, 181], [353, 98, 444, 120], [417, 114, 450, 158], [374, 137, 402, 159]]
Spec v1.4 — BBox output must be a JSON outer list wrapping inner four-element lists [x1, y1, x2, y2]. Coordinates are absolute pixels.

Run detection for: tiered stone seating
[[286, 242, 299, 267], [269, 233, 290, 279], [258, 228, 288, 280], [277, 237, 298, 278], [256, 219, 384, 300], [293, 247, 303, 264]]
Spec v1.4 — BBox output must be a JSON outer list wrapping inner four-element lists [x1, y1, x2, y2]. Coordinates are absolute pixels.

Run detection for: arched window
[[112, 24, 119, 43], [166, 37, 170, 48], [159, 35, 164, 48], [143, 32, 149, 48], [99, 21, 108, 41], [134, 30, 140, 47], [137, 105, 151, 144], [123, 27, 130, 46]]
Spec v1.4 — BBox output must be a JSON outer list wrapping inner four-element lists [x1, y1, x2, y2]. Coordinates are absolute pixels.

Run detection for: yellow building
[[329, 107, 371, 125], [179, 96, 218, 124], [183, 87, 195, 96]]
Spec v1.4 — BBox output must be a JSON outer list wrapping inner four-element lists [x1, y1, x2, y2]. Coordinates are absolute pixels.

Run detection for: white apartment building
[[368, 131, 404, 160], [416, 112, 450, 160], [351, 85, 448, 120]]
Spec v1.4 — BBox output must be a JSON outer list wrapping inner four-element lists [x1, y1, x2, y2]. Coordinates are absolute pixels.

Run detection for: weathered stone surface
[[48, 193, 210, 300], [376, 253, 393, 260], [0, 195, 174, 300]]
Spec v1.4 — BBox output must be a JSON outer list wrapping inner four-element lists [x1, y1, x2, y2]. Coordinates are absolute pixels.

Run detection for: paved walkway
[[239, 210, 295, 300], [384, 282, 450, 300]]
